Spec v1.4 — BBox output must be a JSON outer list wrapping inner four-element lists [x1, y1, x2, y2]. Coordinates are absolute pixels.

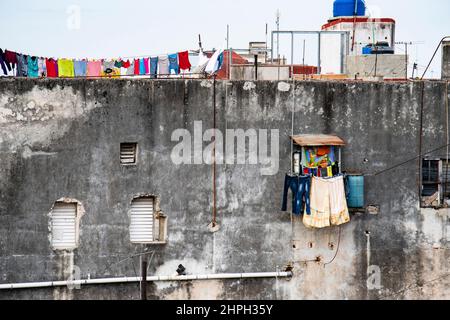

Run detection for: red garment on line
[[178, 51, 191, 71], [134, 59, 140, 75], [45, 58, 58, 77], [4, 50, 17, 65], [122, 60, 131, 69]]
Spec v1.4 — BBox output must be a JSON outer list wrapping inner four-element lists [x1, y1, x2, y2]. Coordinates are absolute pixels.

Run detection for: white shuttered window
[[51, 203, 77, 250], [130, 198, 154, 243]]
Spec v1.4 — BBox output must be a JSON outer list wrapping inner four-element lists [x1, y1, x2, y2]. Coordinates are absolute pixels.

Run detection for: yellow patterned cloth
[[303, 175, 350, 229], [57, 59, 74, 77]]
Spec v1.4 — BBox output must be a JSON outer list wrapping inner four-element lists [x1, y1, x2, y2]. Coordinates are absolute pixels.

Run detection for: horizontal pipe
[[0, 271, 292, 290]]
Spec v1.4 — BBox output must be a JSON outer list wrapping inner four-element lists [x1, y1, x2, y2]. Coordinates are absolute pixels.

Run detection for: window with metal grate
[[120, 143, 137, 165]]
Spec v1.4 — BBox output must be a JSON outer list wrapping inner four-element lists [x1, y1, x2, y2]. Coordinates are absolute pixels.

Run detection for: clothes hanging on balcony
[[281, 174, 311, 216], [303, 175, 350, 229]]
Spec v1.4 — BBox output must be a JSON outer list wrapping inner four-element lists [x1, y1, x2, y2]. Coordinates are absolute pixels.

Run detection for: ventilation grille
[[120, 143, 137, 165], [130, 198, 154, 243]]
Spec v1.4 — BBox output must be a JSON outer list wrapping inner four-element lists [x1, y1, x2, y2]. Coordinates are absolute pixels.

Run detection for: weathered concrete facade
[[0, 78, 449, 300]]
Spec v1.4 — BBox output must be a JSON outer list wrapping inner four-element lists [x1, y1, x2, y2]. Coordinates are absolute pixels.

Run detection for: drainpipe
[[0, 271, 293, 290]]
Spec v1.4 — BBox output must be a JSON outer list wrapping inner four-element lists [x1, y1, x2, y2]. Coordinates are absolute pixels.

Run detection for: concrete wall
[[346, 54, 407, 79], [442, 41, 450, 80], [0, 78, 449, 300], [230, 65, 290, 80]]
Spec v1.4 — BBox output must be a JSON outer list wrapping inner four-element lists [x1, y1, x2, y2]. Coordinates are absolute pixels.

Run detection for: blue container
[[333, 0, 366, 17], [362, 46, 372, 54], [347, 175, 364, 208]]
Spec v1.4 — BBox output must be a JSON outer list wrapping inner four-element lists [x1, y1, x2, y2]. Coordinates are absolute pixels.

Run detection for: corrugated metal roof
[[291, 134, 346, 146]]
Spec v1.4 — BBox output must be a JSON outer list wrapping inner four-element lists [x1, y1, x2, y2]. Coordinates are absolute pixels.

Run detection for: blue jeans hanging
[[281, 174, 311, 215]]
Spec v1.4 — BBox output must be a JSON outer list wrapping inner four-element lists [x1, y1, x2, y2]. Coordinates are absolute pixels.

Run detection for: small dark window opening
[[120, 143, 137, 165], [421, 159, 450, 207]]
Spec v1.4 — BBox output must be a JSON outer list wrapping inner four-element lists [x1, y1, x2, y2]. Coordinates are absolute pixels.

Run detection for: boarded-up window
[[51, 203, 77, 250], [120, 143, 137, 165], [130, 197, 154, 243]]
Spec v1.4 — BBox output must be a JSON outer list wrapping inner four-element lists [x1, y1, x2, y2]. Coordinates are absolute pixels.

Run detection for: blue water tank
[[333, 0, 366, 17], [346, 175, 364, 208]]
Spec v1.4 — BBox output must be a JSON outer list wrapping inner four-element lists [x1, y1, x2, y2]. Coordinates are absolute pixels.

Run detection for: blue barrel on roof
[[346, 175, 365, 208], [333, 0, 366, 17]]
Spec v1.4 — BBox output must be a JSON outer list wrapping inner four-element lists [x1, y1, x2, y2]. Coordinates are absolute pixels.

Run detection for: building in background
[[319, 0, 407, 79], [443, 40, 450, 80]]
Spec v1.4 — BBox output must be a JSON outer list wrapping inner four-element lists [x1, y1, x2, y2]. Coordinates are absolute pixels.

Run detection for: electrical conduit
[[0, 271, 292, 290]]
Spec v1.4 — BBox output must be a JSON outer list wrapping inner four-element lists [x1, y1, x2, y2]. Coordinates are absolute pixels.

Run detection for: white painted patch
[[24, 101, 36, 111], [243, 81, 256, 91], [0, 107, 14, 123], [278, 82, 291, 92], [22, 145, 58, 159], [200, 80, 212, 88]]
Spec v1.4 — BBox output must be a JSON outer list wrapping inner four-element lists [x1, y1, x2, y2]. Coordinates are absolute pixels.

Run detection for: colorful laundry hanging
[[74, 60, 87, 77], [4, 50, 18, 68], [0, 49, 10, 75], [102, 59, 120, 77], [158, 55, 169, 76], [27, 56, 39, 78], [281, 174, 311, 215], [16, 54, 28, 76], [302, 175, 350, 229], [150, 57, 158, 78], [168, 53, 179, 74], [0, 47, 207, 79], [38, 58, 46, 77], [57, 58, 74, 77], [205, 48, 224, 74], [45, 58, 58, 77], [178, 51, 191, 71], [125, 59, 134, 75], [87, 60, 102, 77]]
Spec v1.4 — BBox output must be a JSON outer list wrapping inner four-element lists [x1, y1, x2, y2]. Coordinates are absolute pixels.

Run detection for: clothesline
[[0, 47, 224, 78]]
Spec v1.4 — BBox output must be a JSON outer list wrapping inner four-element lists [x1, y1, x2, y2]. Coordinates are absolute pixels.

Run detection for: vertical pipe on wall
[[418, 82, 425, 203], [271, 31, 274, 63], [212, 76, 217, 227], [140, 255, 147, 300], [445, 82, 449, 199], [317, 32, 321, 74]]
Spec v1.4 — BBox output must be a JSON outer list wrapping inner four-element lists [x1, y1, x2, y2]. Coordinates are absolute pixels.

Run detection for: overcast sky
[[1, 0, 449, 78]]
